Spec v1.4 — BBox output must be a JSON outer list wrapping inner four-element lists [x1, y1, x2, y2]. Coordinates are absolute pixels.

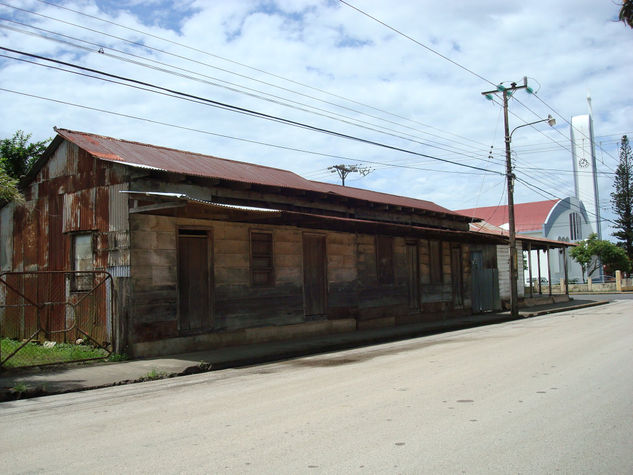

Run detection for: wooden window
[[429, 240, 443, 284], [71, 233, 93, 291], [251, 231, 274, 286], [376, 236, 394, 284]]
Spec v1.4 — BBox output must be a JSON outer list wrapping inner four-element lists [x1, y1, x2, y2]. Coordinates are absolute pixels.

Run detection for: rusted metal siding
[[108, 183, 129, 232], [2, 138, 130, 345], [0, 203, 14, 272]]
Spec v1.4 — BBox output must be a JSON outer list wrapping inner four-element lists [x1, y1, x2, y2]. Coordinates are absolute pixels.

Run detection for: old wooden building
[[1, 128, 505, 357]]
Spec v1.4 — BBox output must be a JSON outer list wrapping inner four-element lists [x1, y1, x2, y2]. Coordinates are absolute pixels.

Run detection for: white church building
[[457, 100, 602, 286]]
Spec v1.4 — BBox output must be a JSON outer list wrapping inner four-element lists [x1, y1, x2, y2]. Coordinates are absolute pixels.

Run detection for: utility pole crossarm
[[328, 164, 373, 186]]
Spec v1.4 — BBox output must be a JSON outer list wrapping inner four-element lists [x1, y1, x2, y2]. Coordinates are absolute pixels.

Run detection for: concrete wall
[[498, 241, 524, 301]]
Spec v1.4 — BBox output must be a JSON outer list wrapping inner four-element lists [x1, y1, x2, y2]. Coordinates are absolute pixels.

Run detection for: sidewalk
[[0, 298, 608, 402]]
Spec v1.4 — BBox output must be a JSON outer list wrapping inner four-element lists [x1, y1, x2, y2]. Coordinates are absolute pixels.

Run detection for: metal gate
[[471, 251, 500, 313], [0, 271, 113, 368]]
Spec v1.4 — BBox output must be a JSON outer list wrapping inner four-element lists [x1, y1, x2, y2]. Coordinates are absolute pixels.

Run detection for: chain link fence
[[0, 271, 113, 369]]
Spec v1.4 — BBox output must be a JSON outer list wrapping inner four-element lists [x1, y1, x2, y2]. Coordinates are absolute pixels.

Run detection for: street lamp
[[482, 79, 556, 318], [510, 115, 556, 140]]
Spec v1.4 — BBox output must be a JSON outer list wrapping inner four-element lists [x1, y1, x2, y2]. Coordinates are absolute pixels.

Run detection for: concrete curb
[[519, 300, 609, 318]]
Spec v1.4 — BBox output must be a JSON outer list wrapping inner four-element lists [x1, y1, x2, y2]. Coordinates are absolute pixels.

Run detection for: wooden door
[[303, 234, 327, 317], [406, 242, 420, 310], [451, 246, 464, 308], [178, 229, 212, 332]]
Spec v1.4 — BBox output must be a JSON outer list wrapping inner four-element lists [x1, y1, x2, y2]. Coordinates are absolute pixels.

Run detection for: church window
[[569, 213, 582, 241]]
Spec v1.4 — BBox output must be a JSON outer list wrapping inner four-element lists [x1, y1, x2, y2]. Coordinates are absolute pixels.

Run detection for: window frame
[[250, 230, 274, 287], [70, 232, 94, 292]]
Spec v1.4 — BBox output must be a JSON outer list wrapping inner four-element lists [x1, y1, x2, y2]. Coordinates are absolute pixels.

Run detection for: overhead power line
[[339, 0, 621, 198], [11, 0, 492, 152], [0, 46, 505, 176], [338, 0, 495, 87], [0, 87, 494, 177], [0, 20, 501, 166]]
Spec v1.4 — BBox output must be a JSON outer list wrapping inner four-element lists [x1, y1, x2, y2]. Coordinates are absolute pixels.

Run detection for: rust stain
[[95, 186, 110, 231]]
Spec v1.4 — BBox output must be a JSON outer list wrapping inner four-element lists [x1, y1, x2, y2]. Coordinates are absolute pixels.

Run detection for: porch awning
[[123, 191, 507, 245]]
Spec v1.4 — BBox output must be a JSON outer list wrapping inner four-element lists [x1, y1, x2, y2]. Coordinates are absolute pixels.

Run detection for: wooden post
[[537, 249, 542, 295], [563, 246, 569, 296], [528, 242, 533, 298], [547, 245, 552, 296], [588, 277, 592, 292]]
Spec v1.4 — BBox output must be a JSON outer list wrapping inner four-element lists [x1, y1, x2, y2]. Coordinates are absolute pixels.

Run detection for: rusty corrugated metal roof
[[54, 128, 323, 192], [311, 182, 461, 217], [53, 128, 469, 218]]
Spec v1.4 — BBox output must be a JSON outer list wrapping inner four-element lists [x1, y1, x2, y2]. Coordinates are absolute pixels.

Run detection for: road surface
[[1, 301, 632, 474]]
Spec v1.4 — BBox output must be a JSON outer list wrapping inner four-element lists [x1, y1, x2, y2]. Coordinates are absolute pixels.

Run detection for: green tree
[[0, 130, 50, 180], [0, 168, 24, 204], [570, 233, 632, 280], [0, 130, 50, 204], [611, 135, 633, 261], [620, 0, 633, 29]]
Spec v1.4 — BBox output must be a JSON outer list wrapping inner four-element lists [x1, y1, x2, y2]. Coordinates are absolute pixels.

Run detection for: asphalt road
[[2, 301, 632, 474]]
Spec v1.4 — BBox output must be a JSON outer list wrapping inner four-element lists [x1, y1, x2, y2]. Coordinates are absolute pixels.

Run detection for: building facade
[[0, 129, 504, 357]]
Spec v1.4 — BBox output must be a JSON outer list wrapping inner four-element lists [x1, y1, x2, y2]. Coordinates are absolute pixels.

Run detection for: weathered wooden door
[[406, 242, 420, 310], [451, 246, 464, 308], [178, 229, 212, 332], [303, 234, 327, 318]]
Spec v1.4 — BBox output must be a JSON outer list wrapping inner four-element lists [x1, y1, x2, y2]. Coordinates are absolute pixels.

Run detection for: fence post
[[616, 270, 622, 292], [113, 276, 130, 355]]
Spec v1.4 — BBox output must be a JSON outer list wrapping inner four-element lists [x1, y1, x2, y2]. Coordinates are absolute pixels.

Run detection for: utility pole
[[328, 164, 373, 186], [481, 78, 555, 318]]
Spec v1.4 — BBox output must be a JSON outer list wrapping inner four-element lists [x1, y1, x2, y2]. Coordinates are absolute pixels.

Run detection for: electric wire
[[4, 0, 623, 205], [0, 85, 500, 179], [0, 19, 497, 163], [338, 0, 495, 87], [6, 0, 493, 154], [338, 0, 622, 201], [0, 46, 505, 177]]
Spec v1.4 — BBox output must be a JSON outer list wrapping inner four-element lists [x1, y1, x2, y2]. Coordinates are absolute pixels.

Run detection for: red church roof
[[456, 200, 560, 233]]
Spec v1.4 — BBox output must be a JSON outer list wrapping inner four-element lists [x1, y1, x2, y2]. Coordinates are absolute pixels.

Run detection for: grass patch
[[141, 369, 168, 381], [1, 338, 109, 368]]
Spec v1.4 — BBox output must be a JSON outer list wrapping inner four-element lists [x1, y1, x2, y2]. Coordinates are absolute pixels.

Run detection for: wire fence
[[0, 271, 113, 369]]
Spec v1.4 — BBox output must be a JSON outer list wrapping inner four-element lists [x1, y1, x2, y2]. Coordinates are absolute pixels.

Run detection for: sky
[[0, 0, 632, 240]]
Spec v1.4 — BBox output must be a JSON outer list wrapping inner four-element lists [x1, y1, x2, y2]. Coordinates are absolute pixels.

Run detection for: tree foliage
[[611, 135, 633, 261], [0, 130, 50, 180], [0, 168, 24, 204], [570, 233, 632, 279], [0, 130, 50, 204], [620, 0, 633, 29]]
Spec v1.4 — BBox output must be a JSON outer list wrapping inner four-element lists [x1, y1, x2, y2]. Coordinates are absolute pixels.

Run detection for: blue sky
[[0, 0, 632, 239]]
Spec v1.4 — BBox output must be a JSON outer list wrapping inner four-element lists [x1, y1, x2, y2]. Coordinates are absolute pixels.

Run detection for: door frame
[[176, 226, 214, 334], [302, 232, 328, 318]]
